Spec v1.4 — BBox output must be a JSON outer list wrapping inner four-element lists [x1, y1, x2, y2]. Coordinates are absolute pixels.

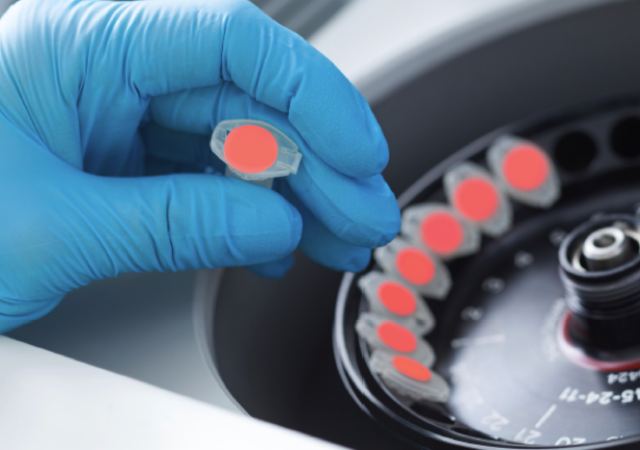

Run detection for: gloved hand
[[0, 0, 400, 333]]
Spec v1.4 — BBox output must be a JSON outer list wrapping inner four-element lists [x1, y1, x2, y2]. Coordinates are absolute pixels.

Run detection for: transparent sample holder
[[211, 119, 302, 182]]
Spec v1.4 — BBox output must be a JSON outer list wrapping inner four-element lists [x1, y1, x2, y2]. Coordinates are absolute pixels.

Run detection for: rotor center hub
[[560, 214, 640, 353], [583, 226, 633, 270]]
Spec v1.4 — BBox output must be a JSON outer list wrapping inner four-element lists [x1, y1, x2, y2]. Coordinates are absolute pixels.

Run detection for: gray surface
[[0, 338, 346, 450], [312, 0, 632, 105], [0, 0, 12, 16], [8, 269, 241, 412], [251, 0, 350, 39]]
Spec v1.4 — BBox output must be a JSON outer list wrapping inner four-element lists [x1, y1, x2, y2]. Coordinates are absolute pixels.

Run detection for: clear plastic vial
[[356, 312, 436, 367], [487, 135, 560, 208], [210, 119, 302, 182], [369, 350, 450, 403], [358, 271, 436, 335], [374, 237, 452, 300], [444, 162, 512, 237], [401, 203, 481, 260]]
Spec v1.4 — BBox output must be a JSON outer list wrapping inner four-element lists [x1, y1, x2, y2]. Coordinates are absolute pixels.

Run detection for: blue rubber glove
[[0, 0, 401, 333]]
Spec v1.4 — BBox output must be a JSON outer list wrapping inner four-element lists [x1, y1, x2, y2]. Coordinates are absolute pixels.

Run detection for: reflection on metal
[[251, 0, 350, 39], [0, 0, 14, 16]]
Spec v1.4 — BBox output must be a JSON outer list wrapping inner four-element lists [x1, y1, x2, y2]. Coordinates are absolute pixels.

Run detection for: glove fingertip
[[339, 247, 372, 273], [247, 254, 295, 279]]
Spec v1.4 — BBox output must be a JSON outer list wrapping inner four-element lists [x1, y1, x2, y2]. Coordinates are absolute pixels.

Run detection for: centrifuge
[[4, 1, 640, 449]]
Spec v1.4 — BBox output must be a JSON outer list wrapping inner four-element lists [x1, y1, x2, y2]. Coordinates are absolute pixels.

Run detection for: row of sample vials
[[357, 135, 561, 405]]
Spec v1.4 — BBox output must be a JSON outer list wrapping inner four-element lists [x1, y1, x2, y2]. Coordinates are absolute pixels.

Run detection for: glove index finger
[[223, 17, 389, 178], [88, 0, 388, 178]]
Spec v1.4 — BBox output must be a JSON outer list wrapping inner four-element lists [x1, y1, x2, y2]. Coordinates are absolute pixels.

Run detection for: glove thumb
[[0, 171, 302, 332]]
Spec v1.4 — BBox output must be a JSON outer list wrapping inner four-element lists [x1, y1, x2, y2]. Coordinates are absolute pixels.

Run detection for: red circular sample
[[224, 125, 278, 173], [377, 322, 418, 352], [503, 145, 549, 191], [392, 355, 432, 381], [395, 248, 435, 285], [453, 178, 499, 222], [377, 282, 417, 316], [420, 212, 464, 254]]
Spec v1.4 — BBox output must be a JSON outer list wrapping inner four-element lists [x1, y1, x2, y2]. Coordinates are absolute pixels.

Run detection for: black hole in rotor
[[610, 117, 640, 158], [554, 132, 597, 172]]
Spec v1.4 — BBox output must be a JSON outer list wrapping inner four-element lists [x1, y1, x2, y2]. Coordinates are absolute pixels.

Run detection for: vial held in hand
[[210, 120, 302, 185]]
